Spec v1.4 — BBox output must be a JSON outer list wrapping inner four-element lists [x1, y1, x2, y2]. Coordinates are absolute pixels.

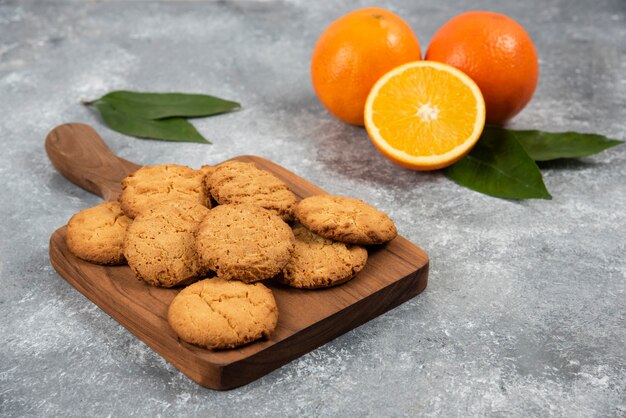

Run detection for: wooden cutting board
[[46, 123, 429, 390]]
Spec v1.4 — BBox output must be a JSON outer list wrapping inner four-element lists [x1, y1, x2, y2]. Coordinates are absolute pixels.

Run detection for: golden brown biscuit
[[168, 278, 278, 349], [119, 164, 211, 218], [124, 200, 210, 287], [208, 160, 297, 221], [66, 201, 131, 265], [294, 194, 397, 245], [196, 204, 295, 283], [279, 224, 368, 288]]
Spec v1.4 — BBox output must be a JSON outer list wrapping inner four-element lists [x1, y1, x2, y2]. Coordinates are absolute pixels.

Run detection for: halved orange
[[364, 61, 486, 170]]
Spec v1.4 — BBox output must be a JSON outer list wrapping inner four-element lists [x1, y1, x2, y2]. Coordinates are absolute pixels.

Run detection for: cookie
[[119, 164, 211, 218], [279, 224, 368, 288], [124, 199, 210, 287], [207, 160, 297, 221], [66, 201, 131, 265], [168, 278, 278, 349], [196, 204, 295, 283], [294, 194, 397, 245]]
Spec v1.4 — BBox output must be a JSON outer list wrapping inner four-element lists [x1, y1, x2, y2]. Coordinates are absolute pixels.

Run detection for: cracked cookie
[[124, 199, 210, 287], [196, 204, 295, 283], [279, 224, 368, 288], [207, 160, 297, 221], [294, 194, 397, 245], [167, 278, 278, 349], [66, 201, 131, 265], [119, 164, 211, 219]]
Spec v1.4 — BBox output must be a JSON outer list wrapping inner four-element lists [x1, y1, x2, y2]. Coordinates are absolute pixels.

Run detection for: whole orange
[[425, 11, 539, 125], [311, 8, 422, 126]]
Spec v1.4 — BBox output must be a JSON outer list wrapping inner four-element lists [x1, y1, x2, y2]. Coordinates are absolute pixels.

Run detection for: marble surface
[[1, 0, 625, 416]]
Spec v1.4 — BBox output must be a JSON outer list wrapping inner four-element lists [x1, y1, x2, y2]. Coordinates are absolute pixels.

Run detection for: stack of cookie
[[65, 160, 397, 350]]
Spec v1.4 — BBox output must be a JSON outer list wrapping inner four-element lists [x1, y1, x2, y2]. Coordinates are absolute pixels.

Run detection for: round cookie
[[207, 160, 297, 221], [196, 204, 295, 283], [119, 164, 211, 218], [279, 224, 368, 288], [168, 278, 278, 349], [124, 199, 210, 287], [294, 194, 397, 245], [66, 201, 131, 265]]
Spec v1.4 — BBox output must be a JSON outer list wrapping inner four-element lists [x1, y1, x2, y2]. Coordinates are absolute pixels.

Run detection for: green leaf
[[88, 90, 240, 120], [445, 126, 552, 200], [93, 102, 209, 144], [497, 126, 623, 161]]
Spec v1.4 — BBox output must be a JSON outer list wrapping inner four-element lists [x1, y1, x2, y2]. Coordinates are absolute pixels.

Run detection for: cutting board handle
[[45, 123, 140, 201]]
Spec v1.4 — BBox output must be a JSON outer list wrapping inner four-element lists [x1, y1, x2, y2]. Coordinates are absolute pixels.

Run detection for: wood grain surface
[[46, 123, 429, 390]]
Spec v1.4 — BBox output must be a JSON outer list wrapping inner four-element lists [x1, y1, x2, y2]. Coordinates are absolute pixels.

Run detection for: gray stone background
[[1, 0, 624, 416]]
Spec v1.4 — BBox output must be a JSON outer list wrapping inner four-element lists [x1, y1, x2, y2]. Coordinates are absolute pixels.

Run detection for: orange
[[364, 61, 485, 171], [425, 11, 539, 125], [311, 8, 422, 126]]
